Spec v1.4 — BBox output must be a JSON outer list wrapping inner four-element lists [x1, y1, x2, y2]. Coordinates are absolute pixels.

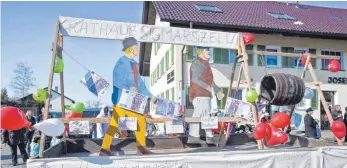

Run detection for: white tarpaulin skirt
[[27, 147, 347, 168]]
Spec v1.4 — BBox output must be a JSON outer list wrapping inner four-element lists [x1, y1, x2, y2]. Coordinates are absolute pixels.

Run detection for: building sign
[[59, 16, 239, 49], [327, 77, 347, 84]]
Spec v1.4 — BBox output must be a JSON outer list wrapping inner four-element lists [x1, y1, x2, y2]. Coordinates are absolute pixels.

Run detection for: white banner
[[80, 71, 110, 98], [27, 147, 347, 168], [59, 16, 239, 49]]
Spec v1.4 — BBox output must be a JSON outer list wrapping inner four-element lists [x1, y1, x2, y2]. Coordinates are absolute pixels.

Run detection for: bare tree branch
[[11, 62, 36, 98]]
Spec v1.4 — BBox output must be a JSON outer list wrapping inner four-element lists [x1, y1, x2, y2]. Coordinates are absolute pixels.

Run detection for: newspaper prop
[[69, 121, 90, 135], [155, 99, 179, 117], [224, 97, 251, 120], [201, 116, 218, 129], [118, 89, 148, 114], [165, 119, 184, 134], [80, 71, 110, 98], [118, 117, 137, 131], [210, 96, 219, 114]]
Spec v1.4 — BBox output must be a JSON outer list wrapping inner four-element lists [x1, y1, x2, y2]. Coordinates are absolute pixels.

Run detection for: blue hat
[[122, 37, 138, 51], [306, 107, 313, 112], [196, 46, 209, 50]]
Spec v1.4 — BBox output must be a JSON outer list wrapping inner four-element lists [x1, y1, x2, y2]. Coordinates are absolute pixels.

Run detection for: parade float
[[2, 15, 346, 168]]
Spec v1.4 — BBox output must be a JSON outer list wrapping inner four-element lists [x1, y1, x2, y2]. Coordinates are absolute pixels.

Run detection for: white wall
[[49, 91, 74, 112]]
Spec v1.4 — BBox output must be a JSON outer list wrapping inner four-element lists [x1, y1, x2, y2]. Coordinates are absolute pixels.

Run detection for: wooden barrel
[[260, 73, 305, 106]]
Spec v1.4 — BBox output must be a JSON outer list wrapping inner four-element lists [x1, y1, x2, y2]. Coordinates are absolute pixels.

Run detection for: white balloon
[[33, 118, 65, 137]]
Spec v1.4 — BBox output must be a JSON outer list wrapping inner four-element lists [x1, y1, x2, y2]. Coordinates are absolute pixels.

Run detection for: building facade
[[141, 1, 347, 130]]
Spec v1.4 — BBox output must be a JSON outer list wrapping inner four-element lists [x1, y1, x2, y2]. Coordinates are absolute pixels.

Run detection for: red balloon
[[301, 57, 314, 66], [253, 132, 263, 140], [266, 126, 288, 145], [328, 60, 341, 72], [271, 112, 291, 128], [254, 123, 271, 139], [242, 32, 254, 45], [331, 121, 347, 139], [1, 106, 30, 130], [67, 113, 82, 118]]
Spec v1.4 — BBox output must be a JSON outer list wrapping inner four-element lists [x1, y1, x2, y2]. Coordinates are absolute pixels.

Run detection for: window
[[185, 46, 196, 62], [49, 104, 52, 108], [311, 90, 318, 109], [185, 86, 193, 109], [171, 45, 174, 66], [167, 70, 174, 84], [268, 12, 296, 20], [309, 49, 317, 69], [196, 4, 223, 13], [281, 47, 295, 68], [161, 59, 165, 76], [165, 51, 169, 71], [321, 50, 344, 70], [257, 45, 266, 66], [154, 69, 157, 83], [213, 48, 229, 64], [171, 88, 175, 101], [246, 45, 254, 66], [217, 88, 243, 109], [265, 46, 281, 67]]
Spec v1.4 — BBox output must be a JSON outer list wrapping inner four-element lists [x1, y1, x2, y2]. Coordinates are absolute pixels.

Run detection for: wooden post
[[57, 34, 67, 154], [285, 55, 311, 133], [239, 33, 263, 149], [222, 62, 244, 146], [216, 55, 239, 146], [306, 59, 343, 146], [39, 21, 60, 158]]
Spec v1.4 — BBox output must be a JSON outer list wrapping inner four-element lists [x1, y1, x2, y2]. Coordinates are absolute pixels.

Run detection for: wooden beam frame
[[59, 117, 246, 124], [39, 21, 61, 158]]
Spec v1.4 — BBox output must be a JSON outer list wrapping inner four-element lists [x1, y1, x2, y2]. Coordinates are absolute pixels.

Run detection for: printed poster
[[155, 99, 179, 117], [69, 121, 90, 135], [118, 89, 148, 114], [201, 116, 218, 129], [224, 97, 251, 120], [80, 71, 110, 98], [165, 119, 184, 134], [118, 117, 137, 131]]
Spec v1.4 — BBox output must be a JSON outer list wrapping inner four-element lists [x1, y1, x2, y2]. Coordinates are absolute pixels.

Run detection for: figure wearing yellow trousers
[[100, 37, 156, 156]]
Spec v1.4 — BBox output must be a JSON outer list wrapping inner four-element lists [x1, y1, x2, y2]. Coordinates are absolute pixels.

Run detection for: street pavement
[[1, 144, 27, 168]]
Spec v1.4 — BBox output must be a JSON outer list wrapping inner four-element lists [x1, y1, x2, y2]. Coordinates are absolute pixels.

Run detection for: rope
[[259, 51, 268, 75], [62, 50, 91, 72]]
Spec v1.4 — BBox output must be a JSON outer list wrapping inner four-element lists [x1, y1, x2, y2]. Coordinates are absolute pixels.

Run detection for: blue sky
[[1, 1, 347, 106]]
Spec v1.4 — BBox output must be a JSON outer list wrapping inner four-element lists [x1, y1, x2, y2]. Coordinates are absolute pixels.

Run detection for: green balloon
[[245, 88, 258, 103], [72, 102, 85, 113], [32, 89, 47, 102], [54, 56, 64, 73], [64, 105, 72, 110]]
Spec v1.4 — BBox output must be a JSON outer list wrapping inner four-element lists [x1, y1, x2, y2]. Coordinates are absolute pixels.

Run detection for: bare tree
[[85, 100, 103, 108], [11, 62, 36, 98], [1, 88, 9, 103]]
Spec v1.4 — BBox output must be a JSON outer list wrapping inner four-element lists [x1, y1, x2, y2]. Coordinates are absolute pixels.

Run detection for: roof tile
[[153, 1, 347, 35]]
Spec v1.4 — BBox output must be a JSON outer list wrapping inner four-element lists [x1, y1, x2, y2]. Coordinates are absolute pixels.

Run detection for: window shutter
[[213, 48, 222, 63], [185, 46, 195, 62], [166, 51, 169, 70], [311, 89, 318, 109], [309, 49, 317, 69], [246, 45, 254, 66], [257, 45, 266, 66]]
